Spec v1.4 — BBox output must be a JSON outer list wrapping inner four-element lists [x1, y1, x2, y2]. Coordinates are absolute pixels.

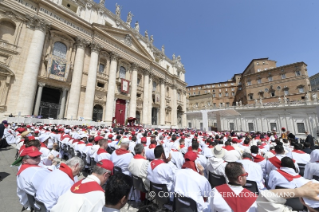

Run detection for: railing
[[187, 99, 319, 112]]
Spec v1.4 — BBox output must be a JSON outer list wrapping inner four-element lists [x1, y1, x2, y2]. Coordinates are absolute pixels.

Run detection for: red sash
[[134, 154, 145, 159], [292, 150, 306, 154], [270, 150, 276, 154], [252, 154, 265, 163], [115, 148, 130, 155], [59, 163, 74, 182], [215, 184, 257, 212], [71, 179, 104, 194], [17, 164, 40, 176], [151, 159, 165, 170], [268, 156, 281, 169], [277, 169, 301, 181], [86, 143, 93, 146], [40, 142, 48, 149], [97, 148, 107, 155], [223, 146, 235, 151], [149, 144, 156, 149], [77, 141, 85, 145], [242, 144, 250, 147], [72, 139, 80, 144], [61, 134, 71, 141]]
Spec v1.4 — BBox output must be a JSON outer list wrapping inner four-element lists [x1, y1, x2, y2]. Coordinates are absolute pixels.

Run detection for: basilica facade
[[0, 0, 187, 127]]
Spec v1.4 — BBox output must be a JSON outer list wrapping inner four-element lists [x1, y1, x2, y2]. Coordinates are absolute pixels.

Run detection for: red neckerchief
[[268, 156, 281, 169], [277, 169, 301, 181], [86, 143, 93, 146], [150, 159, 165, 170], [270, 150, 276, 154], [180, 144, 185, 149], [215, 184, 257, 212], [149, 144, 156, 149], [223, 146, 235, 151], [17, 164, 40, 176], [141, 143, 147, 147], [292, 150, 306, 154], [115, 148, 130, 155], [61, 134, 71, 141], [70, 179, 104, 194], [208, 145, 214, 149], [171, 149, 179, 152], [97, 148, 107, 155], [59, 163, 74, 182], [77, 141, 85, 145], [134, 154, 145, 159], [40, 142, 48, 149], [187, 147, 202, 153], [242, 144, 250, 147], [182, 161, 199, 173], [252, 154, 265, 162], [72, 139, 80, 144]]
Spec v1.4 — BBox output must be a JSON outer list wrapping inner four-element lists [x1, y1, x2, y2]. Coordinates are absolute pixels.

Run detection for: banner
[[121, 79, 130, 94], [47, 55, 70, 82]]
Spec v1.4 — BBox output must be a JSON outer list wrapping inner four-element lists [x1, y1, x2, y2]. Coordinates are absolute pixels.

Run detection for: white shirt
[[237, 159, 264, 190], [128, 156, 150, 190], [174, 168, 211, 212], [110, 150, 133, 175], [145, 146, 155, 160], [223, 149, 241, 162], [170, 151, 185, 169], [291, 151, 310, 164], [147, 160, 177, 195], [210, 184, 257, 212], [17, 166, 51, 207], [304, 162, 319, 179], [268, 167, 305, 189], [207, 157, 228, 182], [36, 168, 75, 210], [51, 175, 104, 212]]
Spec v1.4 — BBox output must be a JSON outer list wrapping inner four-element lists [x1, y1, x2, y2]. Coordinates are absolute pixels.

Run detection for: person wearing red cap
[[51, 159, 114, 212], [95, 139, 111, 162], [16, 146, 51, 210], [174, 151, 211, 212], [140, 136, 147, 146], [147, 145, 177, 201], [35, 157, 85, 210]]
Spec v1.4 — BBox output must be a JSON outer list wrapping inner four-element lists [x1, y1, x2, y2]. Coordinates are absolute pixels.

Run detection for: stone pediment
[[93, 24, 153, 60]]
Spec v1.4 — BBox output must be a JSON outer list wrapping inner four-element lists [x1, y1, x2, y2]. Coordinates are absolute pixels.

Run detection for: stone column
[[182, 91, 187, 128], [148, 75, 153, 125], [33, 83, 45, 116], [142, 70, 149, 125], [201, 110, 208, 131], [66, 37, 87, 119], [16, 17, 50, 116], [83, 43, 101, 120], [104, 52, 119, 125], [160, 79, 166, 125], [59, 87, 68, 119], [129, 63, 138, 118], [171, 85, 177, 127]]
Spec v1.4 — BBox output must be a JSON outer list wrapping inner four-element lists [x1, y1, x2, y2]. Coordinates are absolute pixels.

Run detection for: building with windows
[[310, 72, 319, 91], [186, 58, 319, 137], [0, 0, 187, 127]]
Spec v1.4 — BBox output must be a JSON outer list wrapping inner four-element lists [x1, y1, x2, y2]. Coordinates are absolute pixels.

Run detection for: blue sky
[[98, 0, 319, 86]]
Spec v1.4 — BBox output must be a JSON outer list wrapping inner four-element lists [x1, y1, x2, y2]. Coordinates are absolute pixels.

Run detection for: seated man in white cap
[[51, 159, 113, 212], [95, 139, 111, 162], [110, 137, 133, 176], [128, 143, 150, 190], [210, 162, 258, 212], [175, 151, 211, 212], [207, 145, 228, 181], [17, 146, 51, 210], [38, 134, 59, 167], [35, 157, 84, 210]]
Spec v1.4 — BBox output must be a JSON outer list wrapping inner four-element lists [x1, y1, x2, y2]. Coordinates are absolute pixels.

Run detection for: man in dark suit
[[303, 142, 313, 154], [305, 131, 315, 149], [0, 120, 10, 149]]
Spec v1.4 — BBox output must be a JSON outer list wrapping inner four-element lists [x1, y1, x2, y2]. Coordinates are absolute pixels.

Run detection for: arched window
[[52, 42, 67, 59], [0, 19, 16, 43], [119, 66, 126, 79]]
